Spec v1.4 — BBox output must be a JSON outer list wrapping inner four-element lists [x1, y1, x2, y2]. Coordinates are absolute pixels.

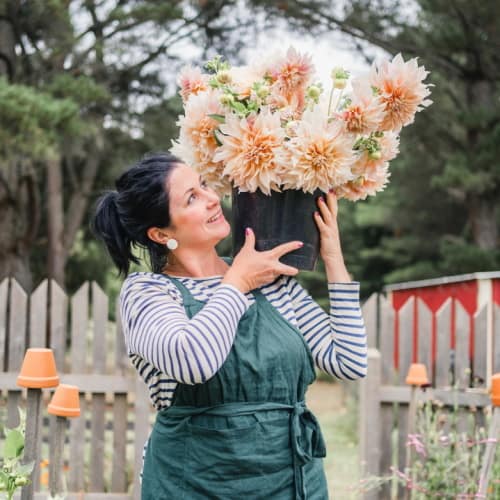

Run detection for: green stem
[[334, 88, 344, 112], [327, 83, 335, 117]]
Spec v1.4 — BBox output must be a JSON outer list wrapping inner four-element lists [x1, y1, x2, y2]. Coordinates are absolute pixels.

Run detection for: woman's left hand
[[314, 190, 344, 262]]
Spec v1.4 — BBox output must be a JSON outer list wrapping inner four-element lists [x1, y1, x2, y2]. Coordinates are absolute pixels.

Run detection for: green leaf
[[3, 429, 24, 459]]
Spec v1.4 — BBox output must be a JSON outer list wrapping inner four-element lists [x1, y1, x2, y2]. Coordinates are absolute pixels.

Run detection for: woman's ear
[[146, 227, 169, 245]]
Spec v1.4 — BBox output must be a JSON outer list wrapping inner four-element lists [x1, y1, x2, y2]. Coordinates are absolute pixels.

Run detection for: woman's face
[[166, 163, 230, 249]]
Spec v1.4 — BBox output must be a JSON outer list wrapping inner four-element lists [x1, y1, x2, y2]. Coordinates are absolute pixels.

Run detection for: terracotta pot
[[491, 373, 500, 407], [17, 348, 59, 389], [232, 188, 322, 271], [405, 363, 430, 387], [48, 384, 81, 417]]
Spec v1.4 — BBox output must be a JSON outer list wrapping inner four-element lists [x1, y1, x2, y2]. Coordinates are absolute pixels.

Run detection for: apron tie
[[290, 401, 327, 499]]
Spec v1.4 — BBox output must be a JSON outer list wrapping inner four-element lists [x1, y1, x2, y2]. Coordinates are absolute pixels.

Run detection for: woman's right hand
[[222, 228, 301, 294]]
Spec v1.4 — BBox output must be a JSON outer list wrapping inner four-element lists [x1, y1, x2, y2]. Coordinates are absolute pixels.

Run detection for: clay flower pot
[[491, 373, 500, 407], [405, 363, 430, 387], [48, 384, 81, 417], [17, 348, 60, 389]]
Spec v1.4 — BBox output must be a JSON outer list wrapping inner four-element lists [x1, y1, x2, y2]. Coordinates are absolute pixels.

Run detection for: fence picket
[[435, 299, 452, 387], [111, 300, 128, 493], [7, 279, 27, 427], [363, 293, 378, 349], [494, 304, 500, 373], [50, 280, 67, 372], [90, 282, 107, 492], [29, 280, 47, 347], [454, 301, 470, 434], [378, 295, 396, 498], [473, 305, 488, 387], [0, 278, 8, 371], [68, 282, 89, 492], [454, 300, 470, 389], [417, 298, 432, 382], [397, 297, 413, 496]]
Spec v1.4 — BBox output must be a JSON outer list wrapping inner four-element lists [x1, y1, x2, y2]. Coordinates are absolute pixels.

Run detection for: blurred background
[[1, 0, 499, 305], [1, 2, 499, 497]]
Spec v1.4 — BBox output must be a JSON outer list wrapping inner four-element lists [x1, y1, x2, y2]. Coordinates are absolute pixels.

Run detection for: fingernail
[[297, 242, 304, 247], [329, 188, 334, 193], [245, 227, 251, 235], [315, 211, 319, 216]]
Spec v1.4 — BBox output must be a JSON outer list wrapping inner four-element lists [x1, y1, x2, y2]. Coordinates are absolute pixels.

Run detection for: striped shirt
[[120, 271, 367, 410]]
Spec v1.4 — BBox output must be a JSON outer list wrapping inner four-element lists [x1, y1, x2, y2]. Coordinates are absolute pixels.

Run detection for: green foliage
[[357, 398, 500, 498], [0, 78, 81, 157], [0, 409, 34, 500]]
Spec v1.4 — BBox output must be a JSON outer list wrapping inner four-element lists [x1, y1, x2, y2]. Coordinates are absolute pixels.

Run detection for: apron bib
[[142, 270, 328, 500]]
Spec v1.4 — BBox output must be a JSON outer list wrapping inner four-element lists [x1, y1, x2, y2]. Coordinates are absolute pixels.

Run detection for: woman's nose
[[206, 189, 220, 205]]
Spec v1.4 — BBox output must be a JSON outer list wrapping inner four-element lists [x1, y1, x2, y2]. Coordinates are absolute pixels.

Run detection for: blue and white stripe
[[120, 271, 367, 410]]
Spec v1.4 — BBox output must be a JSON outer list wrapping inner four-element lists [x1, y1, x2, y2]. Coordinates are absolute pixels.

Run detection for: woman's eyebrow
[[183, 176, 203, 197]]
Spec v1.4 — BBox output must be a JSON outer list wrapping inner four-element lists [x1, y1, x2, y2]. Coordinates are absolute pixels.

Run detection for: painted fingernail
[[315, 211, 319, 216], [297, 242, 304, 247], [245, 227, 251, 235]]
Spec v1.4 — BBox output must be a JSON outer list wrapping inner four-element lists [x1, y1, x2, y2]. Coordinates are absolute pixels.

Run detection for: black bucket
[[231, 188, 322, 271]]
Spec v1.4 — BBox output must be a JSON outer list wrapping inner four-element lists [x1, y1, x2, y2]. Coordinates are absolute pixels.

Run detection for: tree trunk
[[47, 157, 65, 286], [468, 195, 499, 250], [0, 160, 38, 291]]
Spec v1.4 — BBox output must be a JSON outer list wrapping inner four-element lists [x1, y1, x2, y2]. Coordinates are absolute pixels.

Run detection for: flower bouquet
[[172, 48, 432, 269]]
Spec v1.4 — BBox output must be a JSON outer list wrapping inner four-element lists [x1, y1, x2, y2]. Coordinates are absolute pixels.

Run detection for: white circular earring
[[166, 238, 178, 251]]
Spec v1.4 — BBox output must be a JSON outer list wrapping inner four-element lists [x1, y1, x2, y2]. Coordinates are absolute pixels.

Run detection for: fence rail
[[0, 278, 150, 499]]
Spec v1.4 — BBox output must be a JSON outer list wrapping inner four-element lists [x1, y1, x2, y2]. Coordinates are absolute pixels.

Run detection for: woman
[[92, 152, 367, 500]]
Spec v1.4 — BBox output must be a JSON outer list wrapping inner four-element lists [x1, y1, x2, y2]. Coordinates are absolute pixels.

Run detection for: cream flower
[[214, 108, 286, 194], [177, 65, 209, 103], [339, 78, 385, 135], [370, 53, 432, 132], [337, 163, 391, 201], [283, 110, 357, 193], [265, 47, 314, 114], [171, 90, 231, 196]]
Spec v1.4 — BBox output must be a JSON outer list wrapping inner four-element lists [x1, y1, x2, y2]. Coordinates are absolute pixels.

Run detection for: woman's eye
[[201, 180, 208, 189], [187, 193, 196, 205]]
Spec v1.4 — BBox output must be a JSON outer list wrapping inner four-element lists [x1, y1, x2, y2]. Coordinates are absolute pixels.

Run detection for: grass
[[306, 379, 361, 499]]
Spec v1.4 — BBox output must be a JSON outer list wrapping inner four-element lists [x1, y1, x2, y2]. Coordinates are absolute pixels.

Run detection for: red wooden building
[[384, 271, 500, 386]]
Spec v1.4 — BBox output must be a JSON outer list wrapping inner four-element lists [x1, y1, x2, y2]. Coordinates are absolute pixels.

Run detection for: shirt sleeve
[[119, 275, 250, 385], [286, 277, 368, 380]]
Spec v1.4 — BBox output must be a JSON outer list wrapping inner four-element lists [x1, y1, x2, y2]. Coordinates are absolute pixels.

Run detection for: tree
[[0, 0, 272, 290], [255, 0, 500, 285]]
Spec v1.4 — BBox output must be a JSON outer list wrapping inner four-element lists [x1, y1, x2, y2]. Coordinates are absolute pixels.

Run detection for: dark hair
[[91, 152, 181, 276]]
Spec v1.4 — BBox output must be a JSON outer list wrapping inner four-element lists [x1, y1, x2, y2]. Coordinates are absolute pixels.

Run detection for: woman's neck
[[162, 249, 229, 278]]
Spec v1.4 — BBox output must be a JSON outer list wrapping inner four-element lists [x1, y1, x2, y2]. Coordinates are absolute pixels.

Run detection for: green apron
[[141, 271, 328, 500]]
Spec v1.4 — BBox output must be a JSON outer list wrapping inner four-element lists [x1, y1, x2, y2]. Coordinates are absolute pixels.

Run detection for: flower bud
[[219, 93, 235, 106], [256, 85, 270, 99], [330, 67, 349, 89], [15, 476, 29, 486], [307, 85, 322, 100], [333, 79, 347, 90], [216, 70, 232, 84]]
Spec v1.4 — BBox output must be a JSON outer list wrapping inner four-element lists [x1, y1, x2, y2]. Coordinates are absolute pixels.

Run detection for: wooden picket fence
[[359, 293, 500, 499], [0, 278, 150, 500]]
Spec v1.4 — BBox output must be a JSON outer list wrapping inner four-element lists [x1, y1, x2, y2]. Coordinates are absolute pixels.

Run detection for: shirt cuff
[[328, 281, 360, 299]]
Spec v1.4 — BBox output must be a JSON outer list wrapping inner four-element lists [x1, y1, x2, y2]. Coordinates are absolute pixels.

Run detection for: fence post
[[360, 348, 382, 500]]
